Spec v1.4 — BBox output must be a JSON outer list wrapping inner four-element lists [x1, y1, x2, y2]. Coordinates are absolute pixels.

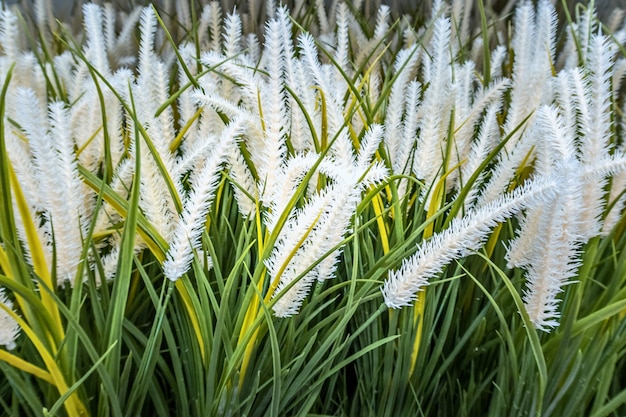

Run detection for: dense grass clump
[[0, 0, 626, 416]]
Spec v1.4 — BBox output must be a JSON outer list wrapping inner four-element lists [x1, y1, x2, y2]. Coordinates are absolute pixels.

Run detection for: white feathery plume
[[412, 17, 453, 194], [489, 45, 507, 79], [453, 60, 476, 125], [34, 0, 53, 38], [475, 127, 537, 207], [137, 7, 157, 83], [191, 106, 227, 152], [576, 33, 615, 240], [315, 0, 330, 34], [458, 77, 510, 143], [266, 0, 277, 20], [23, 53, 48, 102], [506, 106, 576, 269], [222, 12, 243, 58], [147, 61, 177, 172], [3, 90, 47, 269], [270, 133, 389, 317], [421, 17, 452, 103], [612, 58, 626, 97], [451, 0, 473, 46], [559, 23, 579, 70], [52, 52, 75, 94], [13, 88, 50, 213], [47, 102, 88, 284], [289, 60, 318, 152], [173, 132, 220, 180], [383, 176, 556, 309], [82, 4, 110, 77], [299, 33, 352, 163], [585, 153, 626, 179], [96, 232, 146, 285], [227, 143, 258, 219], [276, 8, 310, 153], [346, 5, 367, 49], [334, 3, 351, 77], [176, 44, 198, 138], [97, 235, 123, 284], [580, 34, 614, 165], [199, 51, 261, 108], [163, 119, 243, 281], [470, 37, 484, 67], [245, 33, 261, 65], [297, 183, 359, 284], [130, 69, 180, 242], [356, 124, 384, 171], [448, 61, 480, 190], [258, 17, 288, 204], [102, 3, 116, 53], [92, 160, 141, 285], [70, 88, 108, 173], [15, 91, 86, 285], [503, 0, 555, 151], [329, 127, 356, 172], [534, 0, 558, 69], [93, 158, 135, 238], [507, 0, 535, 117], [197, 4, 214, 47], [522, 162, 583, 331], [299, 33, 331, 99], [104, 69, 131, 171], [607, 8, 626, 33], [562, 6, 595, 70], [505, 204, 546, 270], [122, 17, 179, 241], [67, 53, 91, 103], [536, 105, 578, 170], [138, 148, 178, 242], [313, 139, 388, 282], [384, 46, 419, 168], [207, 2, 222, 53], [193, 90, 252, 122], [4, 121, 40, 213], [267, 186, 331, 318], [394, 80, 421, 175], [263, 153, 321, 234], [0, 288, 19, 350], [0, 10, 19, 62], [504, 106, 584, 331], [553, 70, 578, 142], [460, 102, 502, 209], [373, 5, 391, 40], [113, 7, 142, 64]]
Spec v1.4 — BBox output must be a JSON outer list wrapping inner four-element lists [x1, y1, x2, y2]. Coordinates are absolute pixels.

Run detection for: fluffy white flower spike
[[269, 125, 388, 317], [383, 177, 556, 309], [508, 107, 584, 331], [163, 119, 244, 281]]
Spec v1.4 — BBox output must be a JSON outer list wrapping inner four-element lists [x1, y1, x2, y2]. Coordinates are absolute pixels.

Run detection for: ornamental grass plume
[[507, 106, 586, 331], [268, 125, 388, 316], [1, 0, 626, 415], [382, 176, 556, 308], [163, 119, 243, 281]]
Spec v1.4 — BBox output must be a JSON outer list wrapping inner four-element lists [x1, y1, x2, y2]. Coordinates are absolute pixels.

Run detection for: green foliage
[[0, 1, 625, 416]]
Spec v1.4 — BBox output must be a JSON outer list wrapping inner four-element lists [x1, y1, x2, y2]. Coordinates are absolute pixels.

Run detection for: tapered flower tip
[[381, 263, 428, 309]]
